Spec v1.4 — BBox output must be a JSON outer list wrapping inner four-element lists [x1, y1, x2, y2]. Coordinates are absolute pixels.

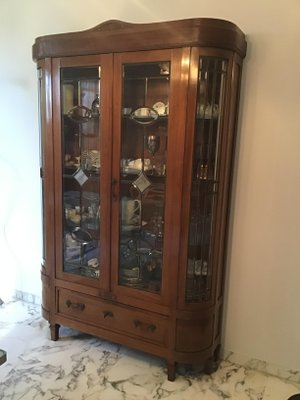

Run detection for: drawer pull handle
[[65, 300, 85, 311], [134, 319, 156, 333], [103, 310, 114, 319]]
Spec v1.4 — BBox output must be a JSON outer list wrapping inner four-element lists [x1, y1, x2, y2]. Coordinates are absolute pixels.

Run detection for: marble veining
[[223, 351, 300, 385], [0, 301, 299, 400]]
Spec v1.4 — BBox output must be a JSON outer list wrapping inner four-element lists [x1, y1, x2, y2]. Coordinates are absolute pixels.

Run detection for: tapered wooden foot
[[50, 323, 60, 341], [204, 344, 221, 374], [167, 362, 176, 381], [204, 357, 219, 374]]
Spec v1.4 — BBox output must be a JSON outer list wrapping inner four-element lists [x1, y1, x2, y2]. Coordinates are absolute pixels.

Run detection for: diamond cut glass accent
[[132, 172, 151, 193]]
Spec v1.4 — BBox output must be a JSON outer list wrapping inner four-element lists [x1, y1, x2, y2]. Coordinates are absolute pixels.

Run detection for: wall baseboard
[[222, 349, 300, 384], [14, 290, 41, 306]]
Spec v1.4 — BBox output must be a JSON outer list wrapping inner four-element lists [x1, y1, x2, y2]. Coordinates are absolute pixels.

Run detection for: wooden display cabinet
[[33, 18, 246, 380]]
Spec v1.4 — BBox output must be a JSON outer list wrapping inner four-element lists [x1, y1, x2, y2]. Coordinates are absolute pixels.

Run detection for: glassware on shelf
[[86, 202, 100, 230], [153, 157, 166, 176], [147, 134, 160, 174], [119, 233, 163, 292], [147, 134, 160, 155]]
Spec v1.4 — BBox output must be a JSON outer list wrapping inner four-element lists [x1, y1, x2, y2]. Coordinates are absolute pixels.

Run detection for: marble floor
[[0, 301, 299, 400]]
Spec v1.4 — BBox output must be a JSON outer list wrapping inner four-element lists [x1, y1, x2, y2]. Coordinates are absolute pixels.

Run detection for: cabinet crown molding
[[32, 18, 246, 61]]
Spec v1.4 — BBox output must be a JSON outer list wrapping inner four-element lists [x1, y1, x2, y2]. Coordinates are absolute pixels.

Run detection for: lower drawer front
[[57, 288, 168, 346]]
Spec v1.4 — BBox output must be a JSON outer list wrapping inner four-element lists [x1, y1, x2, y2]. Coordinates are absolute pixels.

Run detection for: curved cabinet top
[[32, 18, 246, 61]]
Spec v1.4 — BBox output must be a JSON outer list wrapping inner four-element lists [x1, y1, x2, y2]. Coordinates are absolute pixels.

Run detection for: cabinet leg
[[167, 362, 176, 381], [204, 344, 221, 374], [204, 357, 218, 374], [213, 344, 221, 361], [50, 323, 60, 341]]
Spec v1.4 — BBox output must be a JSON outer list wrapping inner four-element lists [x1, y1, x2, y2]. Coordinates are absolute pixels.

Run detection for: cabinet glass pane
[[61, 66, 101, 279], [119, 61, 170, 293], [186, 57, 227, 302]]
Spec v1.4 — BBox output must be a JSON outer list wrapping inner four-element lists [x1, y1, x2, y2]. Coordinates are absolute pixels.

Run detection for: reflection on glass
[[186, 57, 227, 302], [61, 66, 101, 279], [119, 61, 170, 293]]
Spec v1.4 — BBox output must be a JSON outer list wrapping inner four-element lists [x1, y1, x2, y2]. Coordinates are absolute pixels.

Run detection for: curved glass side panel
[[38, 68, 46, 263], [61, 66, 101, 279], [119, 61, 170, 293], [186, 57, 227, 302]]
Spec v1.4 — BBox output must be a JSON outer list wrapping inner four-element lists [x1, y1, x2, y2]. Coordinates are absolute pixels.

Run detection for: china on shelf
[[153, 101, 167, 116], [121, 158, 151, 173]]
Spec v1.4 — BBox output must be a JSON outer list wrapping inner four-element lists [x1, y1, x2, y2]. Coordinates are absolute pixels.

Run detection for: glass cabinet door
[[118, 61, 170, 294], [61, 66, 101, 280], [186, 56, 228, 302]]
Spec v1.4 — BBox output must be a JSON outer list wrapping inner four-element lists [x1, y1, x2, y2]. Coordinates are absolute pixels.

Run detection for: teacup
[[87, 258, 99, 268], [121, 197, 141, 226], [65, 233, 77, 247]]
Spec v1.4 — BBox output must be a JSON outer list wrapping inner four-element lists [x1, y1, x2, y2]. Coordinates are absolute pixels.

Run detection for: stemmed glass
[[147, 134, 160, 174]]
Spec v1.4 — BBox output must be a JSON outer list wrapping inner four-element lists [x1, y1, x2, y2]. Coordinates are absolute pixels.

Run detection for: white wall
[[0, 0, 299, 372]]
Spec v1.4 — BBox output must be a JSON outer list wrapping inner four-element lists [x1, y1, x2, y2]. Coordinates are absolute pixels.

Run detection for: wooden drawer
[[57, 288, 169, 346]]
